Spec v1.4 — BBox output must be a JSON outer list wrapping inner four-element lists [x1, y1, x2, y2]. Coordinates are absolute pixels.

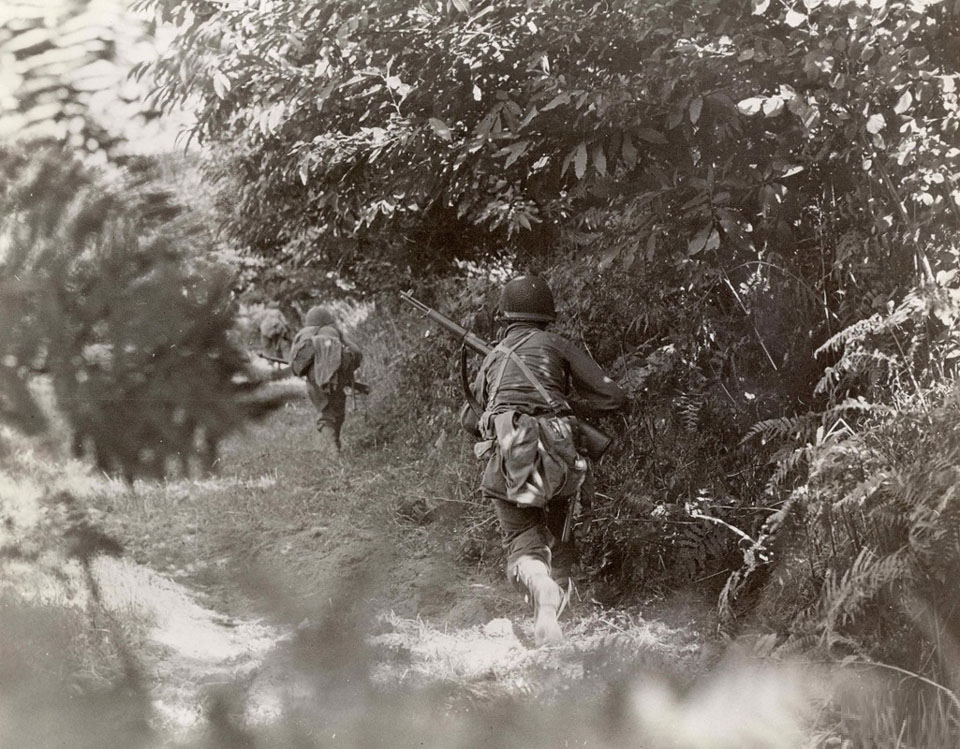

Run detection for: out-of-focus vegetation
[[0, 1, 295, 480], [0, 145, 255, 479]]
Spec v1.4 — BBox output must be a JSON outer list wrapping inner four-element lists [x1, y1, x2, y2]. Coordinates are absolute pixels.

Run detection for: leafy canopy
[[145, 0, 959, 296]]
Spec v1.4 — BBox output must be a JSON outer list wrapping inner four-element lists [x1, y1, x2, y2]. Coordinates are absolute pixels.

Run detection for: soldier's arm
[[338, 327, 364, 367], [557, 337, 626, 414], [459, 367, 486, 436]]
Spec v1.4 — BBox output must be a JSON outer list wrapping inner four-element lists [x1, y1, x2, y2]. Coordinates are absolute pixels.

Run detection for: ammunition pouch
[[575, 419, 613, 460]]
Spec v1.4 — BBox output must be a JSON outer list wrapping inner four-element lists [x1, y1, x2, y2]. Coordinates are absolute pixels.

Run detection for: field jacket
[[289, 323, 362, 389], [470, 323, 625, 420], [464, 323, 625, 506]]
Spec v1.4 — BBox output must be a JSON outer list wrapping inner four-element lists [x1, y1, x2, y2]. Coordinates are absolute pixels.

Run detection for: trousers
[[481, 454, 578, 576], [306, 380, 346, 442]]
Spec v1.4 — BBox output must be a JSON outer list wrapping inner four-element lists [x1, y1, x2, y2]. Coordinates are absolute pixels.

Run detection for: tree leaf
[[803, 0, 822, 8], [705, 228, 720, 252], [763, 96, 785, 117], [428, 117, 452, 141], [622, 136, 638, 169], [666, 110, 684, 130], [865, 113, 885, 134], [785, 10, 807, 27], [593, 144, 607, 176], [519, 106, 538, 129], [753, 0, 770, 13], [689, 96, 703, 125], [503, 140, 530, 168], [574, 142, 588, 179], [893, 90, 913, 115], [688, 224, 712, 256], [737, 97, 764, 116], [212, 71, 231, 100], [599, 244, 620, 270], [637, 128, 667, 144], [451, 0, 470, 12], [542, 92, 570, 111]]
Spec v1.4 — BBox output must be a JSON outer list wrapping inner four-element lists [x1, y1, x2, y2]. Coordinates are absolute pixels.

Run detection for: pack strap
[[506, 347, 567, 414], [489, 330, 537, 403]]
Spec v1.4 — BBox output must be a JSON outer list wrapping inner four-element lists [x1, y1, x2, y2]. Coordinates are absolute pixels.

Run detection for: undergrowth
[[722, 283, 960, 745]]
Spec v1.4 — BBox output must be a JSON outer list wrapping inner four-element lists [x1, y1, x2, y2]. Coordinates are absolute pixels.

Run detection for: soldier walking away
[[289, 306, 365, 457], [461, 276, 625, 646], [259, 307, 293, 360]]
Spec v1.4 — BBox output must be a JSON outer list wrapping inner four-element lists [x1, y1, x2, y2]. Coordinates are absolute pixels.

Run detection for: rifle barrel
[[257, 352, 288, 364], [400, 292, 490, 356]]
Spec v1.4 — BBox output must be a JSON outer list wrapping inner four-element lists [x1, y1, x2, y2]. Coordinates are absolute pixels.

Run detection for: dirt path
[[90, 549, 712, 743], [87, 394, 778, 745]]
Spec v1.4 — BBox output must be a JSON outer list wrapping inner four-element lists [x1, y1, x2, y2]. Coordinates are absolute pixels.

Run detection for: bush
[[722, 283, 960, 742], [0, 145, 251, 480]]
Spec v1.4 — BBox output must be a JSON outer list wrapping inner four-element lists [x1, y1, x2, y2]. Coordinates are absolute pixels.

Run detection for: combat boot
[[317, 425, 342, 459], [512, 555, 563, 647]]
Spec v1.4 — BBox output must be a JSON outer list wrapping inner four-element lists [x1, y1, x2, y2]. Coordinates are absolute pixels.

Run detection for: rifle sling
[[460, 344, 482, 416]]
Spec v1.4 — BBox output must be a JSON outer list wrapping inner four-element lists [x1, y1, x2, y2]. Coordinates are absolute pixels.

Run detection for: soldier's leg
[[545, 497, 575, 581], [483, 457, 563, 646], [306, 381, 342, 456], [319, 387, 346, 453], [545, 464, 593, 580]]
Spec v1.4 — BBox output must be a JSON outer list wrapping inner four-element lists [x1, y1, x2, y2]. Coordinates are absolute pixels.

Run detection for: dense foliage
[[145, 0, 959, 293], [0, 145, 252, 479], [0, 0, 156, 149]]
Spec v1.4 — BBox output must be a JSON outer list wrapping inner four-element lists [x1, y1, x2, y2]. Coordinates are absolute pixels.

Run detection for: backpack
[[289, 324, 361, 388]]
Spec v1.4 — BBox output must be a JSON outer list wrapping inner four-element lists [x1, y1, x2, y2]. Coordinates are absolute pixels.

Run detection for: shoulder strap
[[506, 346, 565, 413], [489, 331, 535, 402], [488, 330, 566, 413]]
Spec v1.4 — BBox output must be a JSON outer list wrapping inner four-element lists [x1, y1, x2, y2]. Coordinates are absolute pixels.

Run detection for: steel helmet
[[498, 275, 556, 323], [305, 305, 336, 327]]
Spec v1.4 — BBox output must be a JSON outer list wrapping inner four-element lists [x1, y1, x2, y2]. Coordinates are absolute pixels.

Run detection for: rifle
[[399, 291, 613, 459], [256, 352, 369, 393], [257, 352, 289, 366]]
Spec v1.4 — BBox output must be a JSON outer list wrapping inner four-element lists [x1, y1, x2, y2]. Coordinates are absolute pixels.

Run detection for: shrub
[[0, 145, 252, 479]]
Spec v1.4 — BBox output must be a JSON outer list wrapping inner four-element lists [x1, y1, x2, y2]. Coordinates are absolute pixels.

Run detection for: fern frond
[[675, 389, 704, 433], [742, 412, 817, 445], [834, 472, 889, 512], [820, 548, 909, 635], [766, 445, 813, 493], [815, 313, 883, 358], [814, 352, 899, 396]]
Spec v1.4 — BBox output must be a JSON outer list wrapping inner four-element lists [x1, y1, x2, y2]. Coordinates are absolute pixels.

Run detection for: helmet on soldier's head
[[498, 275, 556, 323], [305, 305, 336, 327]]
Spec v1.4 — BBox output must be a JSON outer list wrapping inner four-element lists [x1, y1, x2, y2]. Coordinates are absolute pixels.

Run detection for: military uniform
[[259, 308, 292, 359], [291, 306, 363, 456], [464, 276, 625, 645]]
